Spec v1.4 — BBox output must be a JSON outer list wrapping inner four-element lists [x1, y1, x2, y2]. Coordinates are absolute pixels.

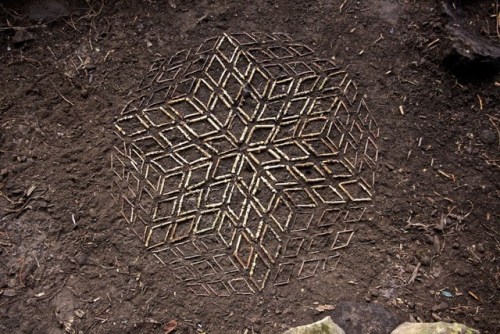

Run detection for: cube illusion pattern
[[111, 32, 379, 296]]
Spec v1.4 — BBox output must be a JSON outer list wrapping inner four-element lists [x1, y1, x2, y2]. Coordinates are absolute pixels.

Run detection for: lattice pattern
[[111, 32, 379, 296]]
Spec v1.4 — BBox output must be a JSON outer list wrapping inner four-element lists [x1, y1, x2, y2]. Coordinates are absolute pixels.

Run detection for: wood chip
[[164, 320, 178, 334], [314, 304, 335, 312]]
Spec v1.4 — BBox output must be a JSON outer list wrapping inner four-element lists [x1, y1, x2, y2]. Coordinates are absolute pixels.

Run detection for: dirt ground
[[0, 0, 499, 333]]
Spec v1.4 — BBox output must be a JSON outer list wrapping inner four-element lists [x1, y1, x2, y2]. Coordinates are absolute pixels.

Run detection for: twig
[[48, 78, 74, 106], [407, 262, 421, 285], [437, 169, 455, 181], [468, 291, 482, 303], [339, 0, 349, 12], [448, 200, 474, 222], [477, 94, 483, 110], [427, 38, 440, 48], [373, 34, 384, 45]]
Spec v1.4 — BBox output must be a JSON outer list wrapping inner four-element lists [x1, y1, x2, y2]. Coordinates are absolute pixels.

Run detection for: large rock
[[283, 316, 345, 334], [391, 322, 480, 334], [441, 1, 500, 78], [330, 302, 401, 334]]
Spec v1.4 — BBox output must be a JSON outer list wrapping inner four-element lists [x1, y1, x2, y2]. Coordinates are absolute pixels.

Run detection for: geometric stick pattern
[[111, 32, 379, 296]]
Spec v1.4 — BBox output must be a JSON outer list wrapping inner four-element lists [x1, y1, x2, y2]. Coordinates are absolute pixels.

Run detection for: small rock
[[370, 290, 379, 298], [441, 290, 454, 298], [432, 235, 441, 254], [479, 129, 496, 144], [0, 169, 8, 178], [2, 289, 17, 297], [13, 29, 35, 45], [10, 189, 23, 196], [430, 264, 442, 278], [477, 243, 485, 253], [432, 302, 449, 312], [406, 264, 416, 273], [420, 255, 431, 266]]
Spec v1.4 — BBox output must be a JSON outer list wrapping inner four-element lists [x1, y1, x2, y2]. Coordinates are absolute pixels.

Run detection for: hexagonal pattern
[[111, 32, 379, 296]]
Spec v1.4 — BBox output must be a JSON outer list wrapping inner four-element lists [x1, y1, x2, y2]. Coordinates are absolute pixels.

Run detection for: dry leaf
[[164, 319, 178, 334]]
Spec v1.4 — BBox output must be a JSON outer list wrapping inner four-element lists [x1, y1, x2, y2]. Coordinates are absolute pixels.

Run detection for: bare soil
[[0, 0, 499, 333]]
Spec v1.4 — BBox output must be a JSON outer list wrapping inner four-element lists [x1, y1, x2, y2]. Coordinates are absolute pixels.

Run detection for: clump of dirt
[[0, 0, 498, 333]]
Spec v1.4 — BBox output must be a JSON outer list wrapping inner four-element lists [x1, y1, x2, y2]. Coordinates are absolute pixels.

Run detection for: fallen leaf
[[314, 304, 335, 312], [164, 320, 177, 334]]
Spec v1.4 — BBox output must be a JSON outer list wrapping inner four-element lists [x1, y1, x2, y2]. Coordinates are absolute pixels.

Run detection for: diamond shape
[[113, 33, 379, 297], [216, 35, 238, 62], [205, 54, 226, 85], [185, 116, 220, 139], [291, 162, 326, 183], [205, 180, 231, 207], [233, 233, 254, 269], [270, 197, 294, 231], [260, 225, 281, 263], [170, 216, 196, 242], [174, 144, 210, 165]]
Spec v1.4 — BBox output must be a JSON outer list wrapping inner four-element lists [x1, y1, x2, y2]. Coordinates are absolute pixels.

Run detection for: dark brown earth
[[0, 0, 499, 333]]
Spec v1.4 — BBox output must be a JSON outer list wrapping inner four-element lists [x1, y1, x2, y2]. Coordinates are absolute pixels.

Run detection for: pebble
[[420, 255, 431, 266], [0, 169, 8, 177], [479, 129, 496, 144], [431, 302, 449, 312], [81, 89, 89, 99], [13, 29, 35, 45], [424, 234, 434, 244], [477, 243, 485, 253], [2, 289, 16, 297], [406, 263, 416, 273], [432, 235, 441, 254]]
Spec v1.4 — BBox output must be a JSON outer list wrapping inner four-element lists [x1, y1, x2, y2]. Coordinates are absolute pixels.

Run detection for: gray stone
[[330, 302, 401, 334], [13, 30, 35, 45], [283, 316, 345, 334], [479, 129, 496, 145], [1, 288, 17, 297]]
